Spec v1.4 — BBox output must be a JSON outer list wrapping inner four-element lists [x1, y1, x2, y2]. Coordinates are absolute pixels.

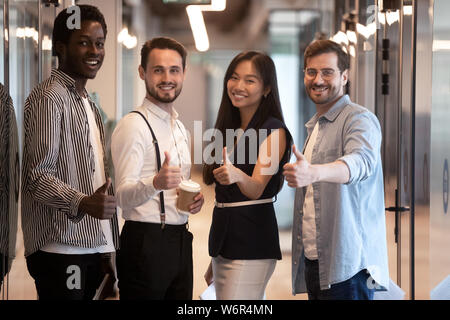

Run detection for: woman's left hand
[[213, 147, 241, 185]]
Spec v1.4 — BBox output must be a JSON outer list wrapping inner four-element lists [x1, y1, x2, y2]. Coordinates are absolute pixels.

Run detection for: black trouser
[[117, 221, 193, 300], [0, 252, 9, 287], [26, 251, 104, 300]]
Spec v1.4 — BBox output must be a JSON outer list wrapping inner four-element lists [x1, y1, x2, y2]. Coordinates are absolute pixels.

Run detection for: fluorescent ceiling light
[[42, 35, 52, 51], [378, 12, 386, 25], [186, 5, 209, 52], [433, 40, 450, 51], [331, 31, 349, 46], [118, 28, 129, 43], [403, 5, 413, 15], [349, 45, 356, 57], [347, 30, 357, 44], [356, 22, 377, 39], [118, 27, 137, 49], [186, 0, 226, 52], [386, 10, 399, 25], [356, 23, 370, 39], [16, 27, 38, 43], [200, 0, 225, 11]]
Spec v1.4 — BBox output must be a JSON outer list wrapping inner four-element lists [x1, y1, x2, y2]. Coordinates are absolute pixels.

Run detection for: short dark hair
[[304, 40, 350, 72], [140, 37, 187, 71], [52, 5, 107, 58]]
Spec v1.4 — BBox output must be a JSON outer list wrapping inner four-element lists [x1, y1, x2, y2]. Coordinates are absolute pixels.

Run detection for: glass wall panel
[[430, 0, 450, 300], [7, 0, 40, 300]]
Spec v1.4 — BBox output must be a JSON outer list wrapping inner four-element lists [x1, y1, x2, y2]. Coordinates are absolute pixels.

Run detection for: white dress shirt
[[111, 98, 191, 225]]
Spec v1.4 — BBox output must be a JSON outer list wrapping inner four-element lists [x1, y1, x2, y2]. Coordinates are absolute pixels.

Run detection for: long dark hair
[[203, 51, 287, 185]]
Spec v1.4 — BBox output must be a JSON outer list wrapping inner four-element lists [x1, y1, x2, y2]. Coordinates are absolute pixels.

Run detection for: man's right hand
[[153, 151, 182, 190], [79, 178, 116, 220]]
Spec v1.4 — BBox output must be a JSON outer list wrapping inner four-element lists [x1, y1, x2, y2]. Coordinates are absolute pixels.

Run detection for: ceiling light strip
[[186, 0, 226, 52]]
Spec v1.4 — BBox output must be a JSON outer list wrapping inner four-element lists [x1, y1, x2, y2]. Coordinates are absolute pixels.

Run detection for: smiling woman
[[226, 60, 270, 127], [202, 51, 293, 300]]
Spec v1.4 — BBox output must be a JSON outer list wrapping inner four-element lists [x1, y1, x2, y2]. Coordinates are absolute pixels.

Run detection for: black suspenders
[[131, 111, 166, 228]]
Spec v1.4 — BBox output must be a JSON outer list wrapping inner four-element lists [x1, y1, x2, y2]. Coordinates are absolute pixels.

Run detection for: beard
[[306, 84, 342, 106], [146, 81, 182, 104]]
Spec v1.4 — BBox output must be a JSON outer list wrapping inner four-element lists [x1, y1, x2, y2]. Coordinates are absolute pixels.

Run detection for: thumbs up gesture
[[79, 178, 117, 220], [213, 147, 241, 185], [282, 145, 316, 188], [97, 177, 112, 195], [153, 151, 182, 190]]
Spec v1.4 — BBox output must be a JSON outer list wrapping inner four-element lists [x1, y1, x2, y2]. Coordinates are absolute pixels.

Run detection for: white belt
[[214, 196, 277, 208]]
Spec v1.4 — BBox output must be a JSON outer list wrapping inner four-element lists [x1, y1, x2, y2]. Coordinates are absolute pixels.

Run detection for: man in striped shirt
[[21, 5, 119, 300]]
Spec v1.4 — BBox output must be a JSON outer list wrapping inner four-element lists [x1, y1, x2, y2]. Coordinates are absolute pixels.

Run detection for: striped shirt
[[21, 69, 119, 257], [0, 83, 18, 259]]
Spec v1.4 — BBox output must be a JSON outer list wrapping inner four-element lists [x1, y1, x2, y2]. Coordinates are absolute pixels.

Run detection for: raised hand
[[213, 147, 241, 185], [282, 144, 316, 188], [153, 151, 182, 190], [79, 178, 117, 220]]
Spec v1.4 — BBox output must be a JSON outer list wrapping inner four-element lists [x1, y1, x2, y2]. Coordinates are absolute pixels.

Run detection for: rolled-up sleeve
[[338, 111, 382, 185]]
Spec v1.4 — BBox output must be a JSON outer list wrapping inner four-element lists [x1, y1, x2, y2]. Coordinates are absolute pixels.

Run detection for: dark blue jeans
[[305, 258, 375, 300]]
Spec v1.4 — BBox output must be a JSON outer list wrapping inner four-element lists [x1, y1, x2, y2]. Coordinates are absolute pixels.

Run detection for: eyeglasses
[[304, 68, 338, 80]]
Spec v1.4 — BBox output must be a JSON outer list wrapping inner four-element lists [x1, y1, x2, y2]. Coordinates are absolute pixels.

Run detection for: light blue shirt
[[292, 95, 389, 293]]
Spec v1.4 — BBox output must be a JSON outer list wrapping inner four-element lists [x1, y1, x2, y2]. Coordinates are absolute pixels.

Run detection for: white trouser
[[212, 255, 276, 300]]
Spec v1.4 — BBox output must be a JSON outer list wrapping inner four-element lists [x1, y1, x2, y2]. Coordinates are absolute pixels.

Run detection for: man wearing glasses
[[283, 40, 389, 300]]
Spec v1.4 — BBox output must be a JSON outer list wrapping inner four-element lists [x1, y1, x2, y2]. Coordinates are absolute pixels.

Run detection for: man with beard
[[22, 5, 119, 300], [111, 37, 204, 300], [283, 40, 389, 300]]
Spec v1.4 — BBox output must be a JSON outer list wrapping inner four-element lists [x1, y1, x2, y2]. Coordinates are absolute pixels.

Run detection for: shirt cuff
[[337, 155, 356, 185], [142, 175, 162, 199], [69, 191, 88, 223]]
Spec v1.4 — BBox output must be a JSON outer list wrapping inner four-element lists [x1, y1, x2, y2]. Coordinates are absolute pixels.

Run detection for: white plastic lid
[[179, 179, 201, 193]]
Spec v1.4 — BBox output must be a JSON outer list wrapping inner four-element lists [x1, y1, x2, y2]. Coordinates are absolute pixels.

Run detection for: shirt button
[[294, 261, 297, 265], [297, 235, 301, 241]]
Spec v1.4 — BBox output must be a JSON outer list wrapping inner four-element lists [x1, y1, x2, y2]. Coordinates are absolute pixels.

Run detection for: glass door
[[6, 0, 56, 300], [429, 0, 450, 300], [1, 0, 20, 301], [375, 0, 427, 299]]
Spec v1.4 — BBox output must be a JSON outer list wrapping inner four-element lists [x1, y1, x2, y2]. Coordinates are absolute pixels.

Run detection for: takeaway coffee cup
[[177, 180, 201, 215]]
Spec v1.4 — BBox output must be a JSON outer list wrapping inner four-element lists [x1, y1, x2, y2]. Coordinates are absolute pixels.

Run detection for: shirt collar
[[52, 69, 77, 89], [142, 97, 179, 122], [305, 94, 350, 131], [51, 69, 92, 98]]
